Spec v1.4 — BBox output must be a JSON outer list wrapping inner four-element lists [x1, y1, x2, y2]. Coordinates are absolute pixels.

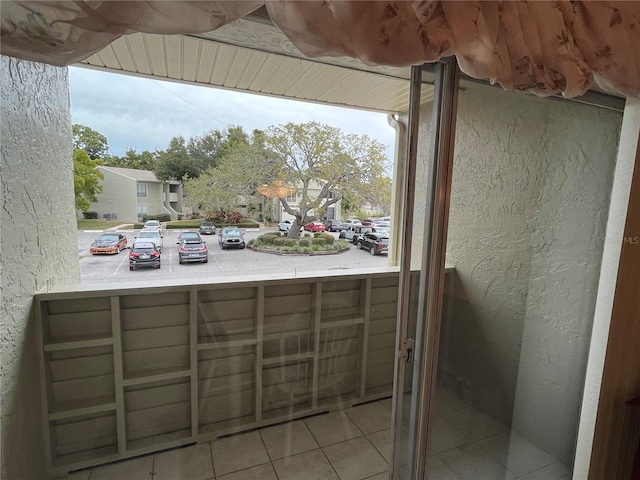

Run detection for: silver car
[[135, 229, 163, 252], [218, 227, 246, 249]]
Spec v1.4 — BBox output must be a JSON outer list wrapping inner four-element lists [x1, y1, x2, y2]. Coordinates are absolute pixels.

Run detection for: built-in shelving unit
[[36, 271, 404, 477]]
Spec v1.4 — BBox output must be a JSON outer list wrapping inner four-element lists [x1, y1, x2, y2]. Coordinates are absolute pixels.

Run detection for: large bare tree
[[265, 122, 389, 239]]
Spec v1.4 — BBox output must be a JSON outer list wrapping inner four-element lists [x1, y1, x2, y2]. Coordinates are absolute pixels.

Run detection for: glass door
[[390, 59, 461, 479], [390, 60, 622, 479]]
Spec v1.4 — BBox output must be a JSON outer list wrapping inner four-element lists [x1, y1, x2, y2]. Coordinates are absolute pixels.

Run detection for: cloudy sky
[[68, 66, 397, 162]]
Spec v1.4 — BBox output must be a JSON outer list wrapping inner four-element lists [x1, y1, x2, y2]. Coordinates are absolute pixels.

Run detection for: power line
[[152, 80, 229, 129]]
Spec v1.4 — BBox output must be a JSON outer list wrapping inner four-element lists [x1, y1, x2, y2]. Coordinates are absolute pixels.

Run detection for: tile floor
[[61, 387, 571, 480]]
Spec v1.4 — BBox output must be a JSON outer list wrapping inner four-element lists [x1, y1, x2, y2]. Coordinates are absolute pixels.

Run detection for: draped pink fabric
[[1, 1, 639, 98]]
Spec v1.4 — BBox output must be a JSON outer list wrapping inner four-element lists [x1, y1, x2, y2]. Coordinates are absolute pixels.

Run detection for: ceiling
[[79, 12, 434, 114]]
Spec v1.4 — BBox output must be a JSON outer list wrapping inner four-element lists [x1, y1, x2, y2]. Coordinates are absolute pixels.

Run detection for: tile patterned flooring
[[61, 388, 571, 480]]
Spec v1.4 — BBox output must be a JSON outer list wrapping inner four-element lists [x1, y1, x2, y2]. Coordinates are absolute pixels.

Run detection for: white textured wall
[[1, 56, 79, 479], [435, 81, 621, 464]]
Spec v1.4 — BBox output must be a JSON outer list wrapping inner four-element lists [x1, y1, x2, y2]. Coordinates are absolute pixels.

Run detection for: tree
[[72, 124, 109, 160], [155, 127, 254, 181], [264, 122, 390, 239], [183, 131, 282, 216], [154, 136, 200, 181], [104, 148, 160, 170], [73, 148, 104, 211], [360, 175, 392, 216]]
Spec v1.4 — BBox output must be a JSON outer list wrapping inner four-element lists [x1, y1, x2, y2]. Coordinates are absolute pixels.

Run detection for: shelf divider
[[48, 398, 116, 421], [255, 285, 265, 423], [111, 296, 126, 455], [190, 288, 198, 437], [44, 335, 114, 352], [122, 366, 191, 387]]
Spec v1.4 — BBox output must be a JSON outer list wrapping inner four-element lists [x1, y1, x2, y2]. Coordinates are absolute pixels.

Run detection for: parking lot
[[79, 227, 390, 285]]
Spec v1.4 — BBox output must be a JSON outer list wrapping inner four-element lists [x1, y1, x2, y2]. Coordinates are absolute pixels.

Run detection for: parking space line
[[114, 252, 129, 275]]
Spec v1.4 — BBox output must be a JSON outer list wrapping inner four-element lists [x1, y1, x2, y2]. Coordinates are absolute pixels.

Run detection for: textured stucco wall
[[1, 56, 79, 479], [431, 81, 621, 465]]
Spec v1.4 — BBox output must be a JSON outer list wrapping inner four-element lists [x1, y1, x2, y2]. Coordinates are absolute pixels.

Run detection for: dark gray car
[[177, 232, 208, 264], [199, 221, 216, 235]]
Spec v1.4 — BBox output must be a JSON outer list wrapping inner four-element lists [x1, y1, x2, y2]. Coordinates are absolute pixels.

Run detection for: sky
[[68, 66, 397, 163]]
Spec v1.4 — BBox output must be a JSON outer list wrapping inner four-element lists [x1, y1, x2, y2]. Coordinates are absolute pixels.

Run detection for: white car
[[136, 229, 163, 252], [278, 219, 293, 231], [341, 219, 363, 230], [143, 219, 162, 233]]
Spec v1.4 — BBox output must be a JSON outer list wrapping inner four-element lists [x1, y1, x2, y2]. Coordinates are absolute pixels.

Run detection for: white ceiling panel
[[79, 16, 431, 114]]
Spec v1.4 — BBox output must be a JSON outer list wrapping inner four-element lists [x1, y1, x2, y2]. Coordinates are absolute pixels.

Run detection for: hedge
[[312, 238, 327, 246], [83, 211, 98, 219], [313, 232, 335, 244], [298, 238, 311, 247], [146, 214, 171, 222]]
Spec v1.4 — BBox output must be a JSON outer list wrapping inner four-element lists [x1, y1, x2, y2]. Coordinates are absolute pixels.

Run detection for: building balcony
[[39, 268, 571, 479]]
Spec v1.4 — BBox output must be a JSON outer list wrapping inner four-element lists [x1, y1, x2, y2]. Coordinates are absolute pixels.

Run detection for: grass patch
[[77, 219, 128, 230]]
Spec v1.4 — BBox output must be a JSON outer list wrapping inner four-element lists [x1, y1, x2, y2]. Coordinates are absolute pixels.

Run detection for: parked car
[[218, 227, 246, 249], [340, 225, 372, 243], [279, 219, 293, 231], [199, 221, 216, 235], [128, 241, 161, 270], [304, 221, 326, 232], [143, 219, 162, 233], [357, 232, 389, 255], [371, 220, 390, 230], [176, 232, 208, 264], [341, 219, 363, 230], [324, 219, 343, 232], [90, 233, 128, 255], [177, 231, 202, 243], [135, 229, 163, 252]]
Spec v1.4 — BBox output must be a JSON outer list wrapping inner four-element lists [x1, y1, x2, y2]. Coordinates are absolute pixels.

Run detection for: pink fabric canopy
[[1, 1, 639, 98]]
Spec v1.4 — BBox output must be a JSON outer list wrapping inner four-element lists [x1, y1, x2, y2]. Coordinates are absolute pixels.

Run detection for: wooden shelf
[[126, 429, 192, 452], [123, 366, 191, 387], [44, 335, 113, 352], [49, 395, 116, 421], [52, 445, 119, 468], [37, 271, 401, 476], [320, 316, 365, 329], [262, 351, 315, 366], [197, 334, 256, 350]]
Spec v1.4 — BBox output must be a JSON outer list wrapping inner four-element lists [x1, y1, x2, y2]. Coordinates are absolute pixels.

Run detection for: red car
[[90, 233, 127, 254], [303, 221, 326, 232]]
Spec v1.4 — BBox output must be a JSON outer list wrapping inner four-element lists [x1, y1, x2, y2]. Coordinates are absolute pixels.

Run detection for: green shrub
[[303, 233, 311, 238], [264, 231, 281, 237], [312, 238, 327, 246], [273, 237, 285, 246], [319, 232, 335, 244], [146, 214, 171, 222], [298, 238, 311, 247], [83, 211, 98, 219], [283, 238, 297, 246], [262, 235, 276, 245], [248, 239, 256, 247]]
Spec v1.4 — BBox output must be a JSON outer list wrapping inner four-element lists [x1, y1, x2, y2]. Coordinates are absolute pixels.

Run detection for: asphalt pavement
[[79, 227, 389, 285]]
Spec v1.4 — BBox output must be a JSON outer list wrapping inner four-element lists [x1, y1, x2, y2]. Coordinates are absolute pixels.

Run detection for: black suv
[[356, 232, 389, 256]]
